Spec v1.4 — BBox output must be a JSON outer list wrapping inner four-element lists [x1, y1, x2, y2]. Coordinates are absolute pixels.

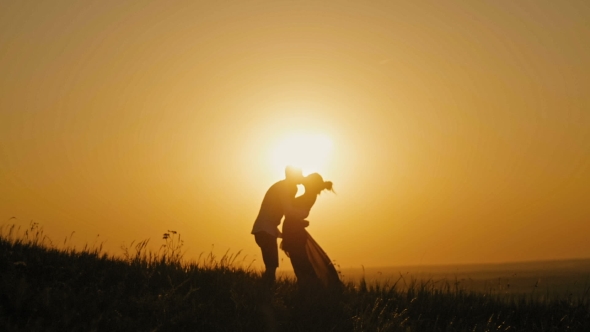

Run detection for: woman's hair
[[305, 173, 335, 194]]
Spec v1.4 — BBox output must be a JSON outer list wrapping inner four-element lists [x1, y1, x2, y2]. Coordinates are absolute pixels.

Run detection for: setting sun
[[2, 0, 589, 273], [269, 132, 333, 176], [2, 1, 590, 328]]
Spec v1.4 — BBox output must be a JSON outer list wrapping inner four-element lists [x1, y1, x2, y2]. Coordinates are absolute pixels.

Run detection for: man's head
[[284, 165, 304, 185]]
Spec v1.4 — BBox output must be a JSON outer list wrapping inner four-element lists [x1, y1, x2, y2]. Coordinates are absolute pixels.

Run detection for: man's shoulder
[[269, 179, 288, 190], [268, 179, 296, 194], [270, 179, 286, 186]]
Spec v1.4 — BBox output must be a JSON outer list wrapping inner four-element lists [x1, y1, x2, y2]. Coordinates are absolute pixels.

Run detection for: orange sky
[[1, 1, 589, 270]]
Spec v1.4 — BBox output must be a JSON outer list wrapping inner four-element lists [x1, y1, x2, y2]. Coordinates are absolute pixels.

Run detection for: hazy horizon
[[2, 0, 589, 270]]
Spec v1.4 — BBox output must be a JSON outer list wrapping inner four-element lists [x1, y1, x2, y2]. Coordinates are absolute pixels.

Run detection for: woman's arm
[[282, 186, 309, 220]]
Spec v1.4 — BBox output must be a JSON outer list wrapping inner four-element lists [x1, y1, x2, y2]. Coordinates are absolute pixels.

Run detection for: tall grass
[[1, 222, 589, 331]]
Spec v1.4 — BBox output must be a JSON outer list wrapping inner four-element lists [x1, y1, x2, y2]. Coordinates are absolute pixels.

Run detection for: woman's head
[[303, 173, 334, 195]]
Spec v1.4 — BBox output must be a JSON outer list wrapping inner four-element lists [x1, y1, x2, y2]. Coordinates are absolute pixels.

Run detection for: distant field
[[338, 259, 590, 298], [277, 259, 590, 298]]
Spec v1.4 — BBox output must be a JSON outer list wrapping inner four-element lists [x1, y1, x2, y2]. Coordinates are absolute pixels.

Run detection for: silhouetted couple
[[251, 166, 341, 289]]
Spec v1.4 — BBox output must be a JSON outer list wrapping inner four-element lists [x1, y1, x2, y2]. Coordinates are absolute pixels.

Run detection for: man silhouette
[[252, 166, 306, 285]]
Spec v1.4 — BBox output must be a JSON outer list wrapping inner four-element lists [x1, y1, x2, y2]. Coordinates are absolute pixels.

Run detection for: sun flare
[[270, 133, 333, 176]]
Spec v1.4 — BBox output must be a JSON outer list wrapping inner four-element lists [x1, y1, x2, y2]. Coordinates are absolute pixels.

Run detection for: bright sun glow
[[270, 133, 333, 176]]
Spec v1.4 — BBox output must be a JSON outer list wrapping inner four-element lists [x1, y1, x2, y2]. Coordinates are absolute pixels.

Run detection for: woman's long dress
[[305, 231, 341, 287], [281, 194, 341, 287]]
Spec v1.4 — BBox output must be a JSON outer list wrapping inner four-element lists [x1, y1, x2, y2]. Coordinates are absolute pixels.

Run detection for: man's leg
[[254, 232, 278, 285]]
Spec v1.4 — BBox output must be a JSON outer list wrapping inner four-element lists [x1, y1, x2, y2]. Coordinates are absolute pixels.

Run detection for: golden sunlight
[[269, 132, 333, 176]]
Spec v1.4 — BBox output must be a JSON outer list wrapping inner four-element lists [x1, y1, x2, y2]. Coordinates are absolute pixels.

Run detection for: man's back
[[251, 180, 297, 237]]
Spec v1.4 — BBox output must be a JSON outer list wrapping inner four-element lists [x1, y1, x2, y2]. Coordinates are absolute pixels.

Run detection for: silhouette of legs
[[254, 231, 278, 286]]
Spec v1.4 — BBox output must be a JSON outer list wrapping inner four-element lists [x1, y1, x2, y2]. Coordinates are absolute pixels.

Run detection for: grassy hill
[[1, 223, 589, 331]]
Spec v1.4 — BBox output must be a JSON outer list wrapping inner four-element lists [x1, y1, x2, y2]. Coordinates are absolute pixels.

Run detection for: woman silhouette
[[281, 173, 341, 288]]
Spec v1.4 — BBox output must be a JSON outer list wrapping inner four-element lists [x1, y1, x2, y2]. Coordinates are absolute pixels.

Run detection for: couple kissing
[[251, 166, 341, 289]]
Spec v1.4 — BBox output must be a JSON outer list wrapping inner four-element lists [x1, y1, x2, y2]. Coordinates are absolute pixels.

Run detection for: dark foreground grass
[[1, 223, 589, 331]]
